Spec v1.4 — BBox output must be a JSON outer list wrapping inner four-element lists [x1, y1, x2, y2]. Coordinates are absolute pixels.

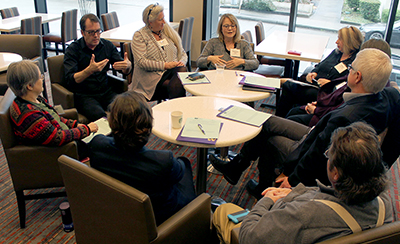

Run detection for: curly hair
[[328, 122, 388, 205], [108, 91, 153, 151]]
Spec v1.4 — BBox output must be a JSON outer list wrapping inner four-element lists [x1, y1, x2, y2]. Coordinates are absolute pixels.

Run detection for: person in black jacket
[[89, 91, 196, 225]]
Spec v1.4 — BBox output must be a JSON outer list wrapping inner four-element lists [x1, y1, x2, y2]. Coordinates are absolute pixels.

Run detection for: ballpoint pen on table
[[197, 124, 206, 135], [235, 71, 238, 76]]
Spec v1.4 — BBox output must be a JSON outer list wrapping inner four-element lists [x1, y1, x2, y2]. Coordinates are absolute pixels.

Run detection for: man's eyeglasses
[[222, 24, 236, 29], [85, 29, 102, 36], [147, 3, 159, 20], [347, 64, 356, 72]]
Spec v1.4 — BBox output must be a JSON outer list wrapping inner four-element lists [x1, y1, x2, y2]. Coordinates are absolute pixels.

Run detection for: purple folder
[[176, 123, 223, 145]]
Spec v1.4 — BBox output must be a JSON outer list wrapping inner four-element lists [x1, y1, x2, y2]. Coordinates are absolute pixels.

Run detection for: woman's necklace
[[152, 30, 162, 39]]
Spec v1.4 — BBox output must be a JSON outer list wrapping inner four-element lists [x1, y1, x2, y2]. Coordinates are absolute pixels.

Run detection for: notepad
[[178, 72, 211, 85], [239, 76, 280, 91], [217, 105, 272, 127], [176, 118, 223, 145], [82, 117, 111, 143]]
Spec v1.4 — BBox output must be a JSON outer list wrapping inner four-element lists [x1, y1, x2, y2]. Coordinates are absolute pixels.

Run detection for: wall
[[172, 0, 204, 64]]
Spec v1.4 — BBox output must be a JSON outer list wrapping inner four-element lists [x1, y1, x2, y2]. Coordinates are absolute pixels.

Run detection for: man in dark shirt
[[64, 13, 131, 122]]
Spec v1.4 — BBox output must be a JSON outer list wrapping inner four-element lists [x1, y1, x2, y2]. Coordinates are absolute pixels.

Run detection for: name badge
[[335, 81, 347, 90], [230, 48, 241, 58], [334, 62, 347, 73], [158, 39, 169, 47]]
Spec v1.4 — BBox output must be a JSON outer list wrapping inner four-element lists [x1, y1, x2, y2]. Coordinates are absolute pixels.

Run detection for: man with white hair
[[211, 48, 400, 199]]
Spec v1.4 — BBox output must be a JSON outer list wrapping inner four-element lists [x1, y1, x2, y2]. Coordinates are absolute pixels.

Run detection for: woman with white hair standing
[[130, 3, 187, 101]]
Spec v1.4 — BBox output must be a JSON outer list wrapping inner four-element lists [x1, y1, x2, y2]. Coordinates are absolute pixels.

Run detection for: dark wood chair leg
[[15, 190, 26, 228]]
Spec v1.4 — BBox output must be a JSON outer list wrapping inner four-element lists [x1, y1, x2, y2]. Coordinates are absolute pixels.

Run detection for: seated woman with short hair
[[89, 91, 196, 225], [197, 13, 259, 71], [130, 3, 187, 101], [7, 60, 98, 159]]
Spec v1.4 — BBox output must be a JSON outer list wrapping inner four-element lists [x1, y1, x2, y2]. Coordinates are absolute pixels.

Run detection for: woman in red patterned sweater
[[6, 60, 98, 158]]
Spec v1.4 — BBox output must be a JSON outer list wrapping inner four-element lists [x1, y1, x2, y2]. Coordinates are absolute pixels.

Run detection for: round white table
[[152, 96, 262, 194], [183, 70, 271, 102], [0, 52, 22, 72]]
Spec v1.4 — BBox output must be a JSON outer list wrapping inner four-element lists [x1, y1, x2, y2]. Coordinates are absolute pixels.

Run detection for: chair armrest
[[107, 74, 128, 94], [152, 193, 211, 244], [5, 141, 78, 191], [259, 56, 286, 66], [61, 108, 79, 120], [318, 221, 400, 243], [231, 227, 240, 244], [51, 83, 75, 109]]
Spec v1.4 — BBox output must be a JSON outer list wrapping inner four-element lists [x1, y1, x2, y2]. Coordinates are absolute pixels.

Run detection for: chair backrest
[[0, 7, 19, 19], [178, 16, 194, 52], [255, 21, 265, 45], [47, 54, 66, 86], [123, 42, 134, 84], [101, 11, 120, 31], [58, 155, 158, 244], [241, 30, 253, 43], [200, 40, 208, 53], [0, 34, 42, 60], [0, 89, 17, 149], [20, 16, 42, 36], [61, 9, 78, 43]]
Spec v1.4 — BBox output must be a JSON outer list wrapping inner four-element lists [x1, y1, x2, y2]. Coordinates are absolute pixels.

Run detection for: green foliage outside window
[[360, 0, 380, 22], [347, 0, 360, 10], [381, 9, 400, 23], [241, 0, 277, 12]]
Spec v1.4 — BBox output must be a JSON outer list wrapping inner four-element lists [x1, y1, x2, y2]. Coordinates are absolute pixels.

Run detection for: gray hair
[[6, 60, 40, 97], [142, 4, 184, 60], [352, 48, 392, 93]]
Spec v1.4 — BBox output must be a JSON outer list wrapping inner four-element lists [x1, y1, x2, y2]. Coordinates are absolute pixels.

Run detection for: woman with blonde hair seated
[[275, 26, 364, 118], [130, 3, 187, 101], [197, 13, 259, 71]]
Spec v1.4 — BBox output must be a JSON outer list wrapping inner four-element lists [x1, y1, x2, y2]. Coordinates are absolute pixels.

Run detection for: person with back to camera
[[88, 91, 196, 225], [7, 60, 98, 159], [130, 3, 187, 101], [64, 14, 131, 122], [212, 122, 393, 244], [275, 26, 364, 118], [197, 13, 259, 71], [286, 38, 393, 127]]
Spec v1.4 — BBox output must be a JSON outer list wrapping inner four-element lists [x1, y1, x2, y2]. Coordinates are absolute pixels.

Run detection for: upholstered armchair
[[0, 89, 79, 228], [58, 155, 212, 244]]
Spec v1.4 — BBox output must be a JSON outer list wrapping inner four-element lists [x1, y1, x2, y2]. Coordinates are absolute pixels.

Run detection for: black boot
[[209, 153, 251, 185]]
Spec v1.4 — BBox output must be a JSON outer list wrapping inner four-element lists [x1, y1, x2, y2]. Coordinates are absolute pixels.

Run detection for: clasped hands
[[164, 61, 185, 70], [208, 55, 244, 69], [306, 72, 331, 87], [262, 187, 292, 203]]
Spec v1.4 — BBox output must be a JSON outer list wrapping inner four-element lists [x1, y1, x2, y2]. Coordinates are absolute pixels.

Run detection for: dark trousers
[[275, 80, 319, 118], [151, 66, 187, 101], [74, 88, 117, 122], [286, 106, 313, 126], [240, 116, 311, 185]]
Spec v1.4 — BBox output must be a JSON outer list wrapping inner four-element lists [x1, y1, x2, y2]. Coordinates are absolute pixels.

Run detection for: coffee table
[[183, 70, 272, 103], [152, 96, 263, 194]]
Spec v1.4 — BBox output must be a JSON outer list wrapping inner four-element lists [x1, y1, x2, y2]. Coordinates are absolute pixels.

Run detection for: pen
[[235, 71, 238, 76], [198, 124, 206, 135]]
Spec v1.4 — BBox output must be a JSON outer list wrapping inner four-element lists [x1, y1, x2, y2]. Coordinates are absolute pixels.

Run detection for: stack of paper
[[217, 105, 271, 127], [176, 118, 222, 145], [82, 117, 111, 143], [239, 76, 280, 92]]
